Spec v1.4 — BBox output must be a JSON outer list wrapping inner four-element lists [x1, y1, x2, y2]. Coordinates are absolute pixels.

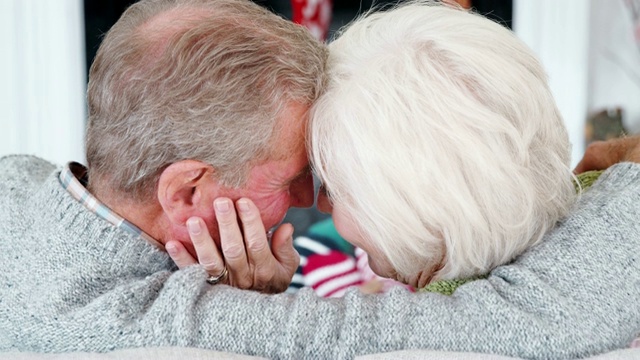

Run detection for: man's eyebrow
[[291, 165, 312, 181]]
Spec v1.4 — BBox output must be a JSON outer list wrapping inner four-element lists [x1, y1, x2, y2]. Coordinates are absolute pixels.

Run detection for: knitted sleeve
[[3, 158, 640, 359], [160, 163, 640, 359]]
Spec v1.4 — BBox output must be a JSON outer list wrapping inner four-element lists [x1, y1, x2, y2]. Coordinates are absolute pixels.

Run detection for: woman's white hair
[[310, 1, 575, 281]]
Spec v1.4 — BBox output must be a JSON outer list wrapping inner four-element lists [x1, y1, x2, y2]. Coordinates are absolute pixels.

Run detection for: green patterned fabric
[[421, 277, 485, 295], [421, 170, 604, 295], [574, 170, 605, 192]]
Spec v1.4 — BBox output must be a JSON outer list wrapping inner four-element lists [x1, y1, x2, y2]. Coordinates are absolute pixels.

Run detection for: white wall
[[588, 0, 640, 133], [0, 0, 86, 166], [513, 0, 591, 167]]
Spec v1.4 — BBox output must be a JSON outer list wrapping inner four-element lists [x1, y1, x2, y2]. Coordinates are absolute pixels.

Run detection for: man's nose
[[289, 172, 314, 208]]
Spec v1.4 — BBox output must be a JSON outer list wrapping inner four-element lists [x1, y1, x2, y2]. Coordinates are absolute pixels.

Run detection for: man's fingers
[[215, 198, 251, 288], [186, 217, 226, 278], [271, 223, 299, 272], [573, 157, 597, 174], [620, 135, 640, 163], [265, 223, 298, 293], [574, 141, 613, 174], [236, 198, 276, 288], [179, 200, 299, 293], [236, 198, 271, 266], [574, 136, 640, 174], [234, 198, 297, 293], [166, 240, 197, 269]]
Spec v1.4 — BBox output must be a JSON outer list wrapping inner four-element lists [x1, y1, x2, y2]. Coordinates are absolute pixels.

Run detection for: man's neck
[[93, 188, 169, 246]]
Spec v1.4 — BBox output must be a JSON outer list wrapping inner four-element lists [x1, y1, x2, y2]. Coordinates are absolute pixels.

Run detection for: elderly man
[[80, 0, 328, 291], [1, 0, 326, 350], [63, 0, 321, 290]]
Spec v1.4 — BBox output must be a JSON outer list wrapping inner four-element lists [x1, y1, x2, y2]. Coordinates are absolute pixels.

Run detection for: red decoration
[[291, 0, 333, 41]]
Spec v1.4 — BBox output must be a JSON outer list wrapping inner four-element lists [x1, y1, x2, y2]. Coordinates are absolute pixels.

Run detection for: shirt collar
[[59, 162, 163, 249]]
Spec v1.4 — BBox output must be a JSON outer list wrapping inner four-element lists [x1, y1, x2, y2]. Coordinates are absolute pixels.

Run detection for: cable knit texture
[[0, 155, 639, 359]]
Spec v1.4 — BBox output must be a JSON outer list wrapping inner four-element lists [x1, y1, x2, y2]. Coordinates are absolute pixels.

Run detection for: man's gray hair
[[86, 0, 327, 201], [310, 1, 575, 282]]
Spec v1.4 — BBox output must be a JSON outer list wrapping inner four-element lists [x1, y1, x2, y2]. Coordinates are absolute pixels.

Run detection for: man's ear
[[156, 160, 217, 225]]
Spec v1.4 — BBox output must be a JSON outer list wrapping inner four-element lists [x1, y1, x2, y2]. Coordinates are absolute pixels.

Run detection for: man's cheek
[[255, 195, 290, 229]]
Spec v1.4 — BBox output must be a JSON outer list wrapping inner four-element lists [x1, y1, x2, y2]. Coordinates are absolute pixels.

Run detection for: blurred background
[[2, 0, 639, 235]]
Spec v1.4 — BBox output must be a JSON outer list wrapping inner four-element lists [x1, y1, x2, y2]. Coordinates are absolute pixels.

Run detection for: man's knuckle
[[247, 239, 268, 253], [287, 254, 300, 272], [217, 215, 238, 227], [190, 233, 206, 245], [200, 260, 218, 271], [255, 269, 272, 282], [238, 278, 253, 289], [223, 244, 245, 260], [239, 211, 259, 223]]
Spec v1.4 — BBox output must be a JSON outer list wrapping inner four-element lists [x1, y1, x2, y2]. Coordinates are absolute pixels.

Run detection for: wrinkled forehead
[[270, 101, 310, 160]]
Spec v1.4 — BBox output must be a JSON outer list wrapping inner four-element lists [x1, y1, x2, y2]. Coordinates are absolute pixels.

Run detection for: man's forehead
[[271, 102, 310, 160]]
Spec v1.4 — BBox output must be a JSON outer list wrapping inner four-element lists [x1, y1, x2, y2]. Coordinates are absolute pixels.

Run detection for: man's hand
[[574, 135, 640, 174], [165, 197, 300, 294]]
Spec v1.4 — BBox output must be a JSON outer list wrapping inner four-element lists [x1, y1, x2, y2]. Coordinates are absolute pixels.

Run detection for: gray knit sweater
[[1, 155, 639, 359]]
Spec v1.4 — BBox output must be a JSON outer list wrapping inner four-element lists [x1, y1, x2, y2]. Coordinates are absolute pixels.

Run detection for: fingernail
[[214, 199, 230, 213], [237, 199, 250, 212], [166, 243, 178, 256], [187, 218, 201, 235]]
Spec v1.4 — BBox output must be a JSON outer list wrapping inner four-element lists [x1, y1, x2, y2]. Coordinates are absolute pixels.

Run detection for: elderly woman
[[162, 3, 640, 358], [292, 0, 576, 292]]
